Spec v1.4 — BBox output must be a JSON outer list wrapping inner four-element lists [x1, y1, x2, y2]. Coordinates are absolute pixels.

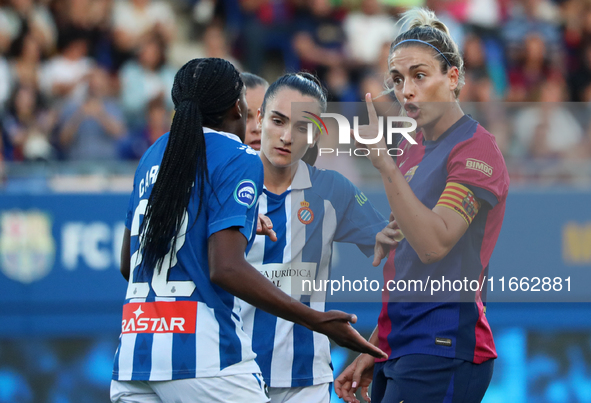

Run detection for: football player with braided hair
[[111, 58, 386, 403]]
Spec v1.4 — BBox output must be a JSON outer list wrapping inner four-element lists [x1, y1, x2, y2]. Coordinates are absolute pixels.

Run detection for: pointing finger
[[365, 93, 378, 127]]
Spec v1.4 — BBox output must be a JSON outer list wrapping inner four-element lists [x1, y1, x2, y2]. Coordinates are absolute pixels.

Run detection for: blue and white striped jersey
[[112, 128, 264, 381], [241, 160, 387, 387]]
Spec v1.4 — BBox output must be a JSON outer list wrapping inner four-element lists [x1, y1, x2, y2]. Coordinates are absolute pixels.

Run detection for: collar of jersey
[[291, 160, 312, 190], [262, 160, 312, 196], [203, 127, 241, 143], [421, 114, 472, 147]]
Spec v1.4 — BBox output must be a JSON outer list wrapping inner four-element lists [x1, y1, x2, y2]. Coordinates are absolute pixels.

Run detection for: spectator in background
[[57, 67, 126, 161], [203, 23, 242, 70], [569, 44, 591, 102], [39, 35, 94, 104], [502, 0, 562, 66], [560, 0, 586, 73], [240, 0, 298, 75], [513, 78, 583, 160], [460, 35, 497, 102], [463, 34, 488, 78], [461, 70, 495, 102], [462, 0, 507, 33], [119, 97, 170, 160], [9, 34, 41, 88], [292, 0, 346, 80], [119, 34, 175, 129], [52, 0, 113, 67], [1, 84, 56, 161], [325, 65, 357, 102], [0, 55, 10, 112], [0, 0, 56, 56], [343, 0, 396, 70], [506, 33, 560, 102], [0, 127, 4, 183], [111, 0, 176, 69]]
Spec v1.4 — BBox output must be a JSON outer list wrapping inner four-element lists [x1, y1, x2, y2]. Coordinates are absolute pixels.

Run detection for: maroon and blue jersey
[[377, 115, 509, 364]]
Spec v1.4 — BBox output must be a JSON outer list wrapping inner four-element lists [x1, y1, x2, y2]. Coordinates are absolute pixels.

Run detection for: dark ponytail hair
[[261, 72, 327, 116], [140, 58, 243, 275], [261, 73, 326, 166]]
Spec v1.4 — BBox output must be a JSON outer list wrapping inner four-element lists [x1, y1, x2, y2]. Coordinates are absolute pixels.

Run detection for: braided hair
[[140, 58, 243, 275]]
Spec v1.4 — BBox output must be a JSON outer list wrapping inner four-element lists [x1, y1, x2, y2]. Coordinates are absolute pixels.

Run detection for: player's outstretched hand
[[312, 311, 387, 359], [257, 214, 277, 242], [335, 353, 375, 403], [373, 219, 403, 266]]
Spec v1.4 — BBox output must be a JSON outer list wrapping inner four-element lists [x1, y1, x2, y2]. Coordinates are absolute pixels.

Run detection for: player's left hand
[[257, 214, 277, 242], [312, 311, 387, 360], [373, 219, 403, 266], [352, 93, 392, 172], [335, 353, 375, 403]]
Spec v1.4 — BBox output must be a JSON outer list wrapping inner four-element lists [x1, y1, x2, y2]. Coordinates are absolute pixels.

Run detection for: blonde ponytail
[[401, 8, 451, 37]]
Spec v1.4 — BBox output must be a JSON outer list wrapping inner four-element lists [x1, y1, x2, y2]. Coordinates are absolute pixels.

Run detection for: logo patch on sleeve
[[234, 180, 257, 208], [465, 158, 493, 177]]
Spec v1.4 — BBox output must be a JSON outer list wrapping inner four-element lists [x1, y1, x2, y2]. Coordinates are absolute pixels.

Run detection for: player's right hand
[[373, 219, 403, 266], [256, 214, 277, 242], [352, 93, 394, 172], [312, 311, 388, 359], [335, 353, 375, 403]]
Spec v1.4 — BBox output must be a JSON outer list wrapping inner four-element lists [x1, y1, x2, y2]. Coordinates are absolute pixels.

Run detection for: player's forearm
[[378, 162, 455, 264], [210, 258, 322, 330]]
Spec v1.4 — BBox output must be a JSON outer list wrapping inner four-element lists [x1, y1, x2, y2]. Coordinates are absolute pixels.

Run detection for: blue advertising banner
[[0, 194, 128, 335], [1, 189, 590, 336]]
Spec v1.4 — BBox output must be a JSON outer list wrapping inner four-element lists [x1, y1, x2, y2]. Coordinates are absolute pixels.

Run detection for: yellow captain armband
[[435, 182, 480, 226]]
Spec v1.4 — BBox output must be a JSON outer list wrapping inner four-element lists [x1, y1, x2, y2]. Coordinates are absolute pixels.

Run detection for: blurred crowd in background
[[1, 0, 591, 184]]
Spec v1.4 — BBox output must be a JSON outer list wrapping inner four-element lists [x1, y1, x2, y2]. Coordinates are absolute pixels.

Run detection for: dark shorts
[[371, 355, 494, 403]]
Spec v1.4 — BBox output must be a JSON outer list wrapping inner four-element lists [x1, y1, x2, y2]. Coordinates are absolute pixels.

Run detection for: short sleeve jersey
[[112, 128, 264, 381], [378, 115, 510, 364], [241, 161, 388, 387]]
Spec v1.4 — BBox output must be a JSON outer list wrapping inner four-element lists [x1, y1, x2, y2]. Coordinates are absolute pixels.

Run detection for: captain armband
[[435, 182, 480, 225]]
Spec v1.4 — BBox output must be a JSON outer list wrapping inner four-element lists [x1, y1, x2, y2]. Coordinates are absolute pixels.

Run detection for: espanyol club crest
[[404, 165, 418, 183], [0, 210, 55, 283], [234, 180, 257, 208], [462, 192, 478, 220], [297, 201, 314, 225]]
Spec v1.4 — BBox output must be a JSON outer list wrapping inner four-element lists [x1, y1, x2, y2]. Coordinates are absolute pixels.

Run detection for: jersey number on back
[[125, 199, 197, 299]]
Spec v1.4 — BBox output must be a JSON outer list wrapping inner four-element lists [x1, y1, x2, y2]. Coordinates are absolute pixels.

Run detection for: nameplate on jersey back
[[254, 262, 317, 296]]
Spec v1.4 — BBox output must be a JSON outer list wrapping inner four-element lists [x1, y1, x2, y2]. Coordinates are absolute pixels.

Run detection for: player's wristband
[[435, 182, 480, 225]]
